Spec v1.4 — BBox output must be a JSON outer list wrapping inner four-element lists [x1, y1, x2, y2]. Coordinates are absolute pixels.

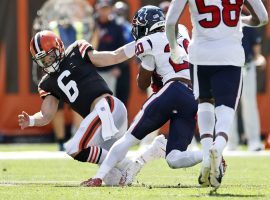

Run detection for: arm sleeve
[[165, 0, 188, 50], [246, 0, 268, 26]]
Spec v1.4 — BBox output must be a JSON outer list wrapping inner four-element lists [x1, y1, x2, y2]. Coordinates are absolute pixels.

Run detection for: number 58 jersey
[[136, 25, 191, 84], [38, 40, 112, 118], [187, 0, 245, 66]]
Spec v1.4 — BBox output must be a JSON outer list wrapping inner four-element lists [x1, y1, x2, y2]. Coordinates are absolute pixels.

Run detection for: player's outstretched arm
[[165, 0, 188, 63], [243, 0, 268, 27], [88, 41, 135, 67], [18, 95, 59, 129]]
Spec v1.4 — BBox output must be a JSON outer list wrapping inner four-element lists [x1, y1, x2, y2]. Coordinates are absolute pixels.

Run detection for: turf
[[0, 156, 269, 200], [0, 144, 59, 152]]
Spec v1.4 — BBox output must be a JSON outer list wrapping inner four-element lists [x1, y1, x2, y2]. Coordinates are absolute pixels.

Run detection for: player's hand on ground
[[18, 111, 30, 129]]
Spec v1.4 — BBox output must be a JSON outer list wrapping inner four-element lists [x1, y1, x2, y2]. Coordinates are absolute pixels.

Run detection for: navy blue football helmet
[[132, 5, 165, 40]]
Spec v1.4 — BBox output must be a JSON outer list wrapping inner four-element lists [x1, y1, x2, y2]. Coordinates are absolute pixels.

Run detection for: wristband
[[123, 41, 135, 58], [29, 116, 35, 127]]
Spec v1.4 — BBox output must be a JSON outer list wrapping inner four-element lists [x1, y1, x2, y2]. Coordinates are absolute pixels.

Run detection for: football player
[[85, 5, 203, 187], [18, 30, 164, 186], [166, 0, 268, 189]]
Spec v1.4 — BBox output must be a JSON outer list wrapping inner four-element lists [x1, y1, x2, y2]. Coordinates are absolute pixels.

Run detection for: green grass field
[[0, 145, 270, 200]]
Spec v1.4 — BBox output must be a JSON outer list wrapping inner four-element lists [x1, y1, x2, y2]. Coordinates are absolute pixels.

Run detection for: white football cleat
[[209, 146, 226, 189], [103, 167, 123, 186], [149, 134, 167, 159], [198, 157, 210, 187], [119, 160, 143, 186]]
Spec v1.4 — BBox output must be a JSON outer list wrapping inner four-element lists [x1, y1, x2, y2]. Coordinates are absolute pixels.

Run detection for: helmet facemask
[[33, 48, 63, 74]]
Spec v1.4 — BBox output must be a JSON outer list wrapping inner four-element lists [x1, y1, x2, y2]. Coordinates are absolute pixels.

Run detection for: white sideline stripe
[[0, 150, 269, 160]]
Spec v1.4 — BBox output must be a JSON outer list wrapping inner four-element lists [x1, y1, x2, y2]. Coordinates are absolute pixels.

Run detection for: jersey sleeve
[[140, 55, 155, 71], [37, 75, 59, 100], [38, 87, 51, 99], [135, 37, 153, 60], [77, 40, 94, 59]]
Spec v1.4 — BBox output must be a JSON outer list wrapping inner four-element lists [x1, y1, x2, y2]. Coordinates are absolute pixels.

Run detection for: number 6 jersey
[[38, 40, 112, 118]]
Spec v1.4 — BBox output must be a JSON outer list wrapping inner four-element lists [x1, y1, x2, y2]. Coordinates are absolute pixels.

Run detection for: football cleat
[[80, 178, 102, 187], [209, 147, 227, 189], [198, 167, 210, 187], [198, 158, 210, 187], [149, 134, 167, 159], [119, 160, 143, 186]]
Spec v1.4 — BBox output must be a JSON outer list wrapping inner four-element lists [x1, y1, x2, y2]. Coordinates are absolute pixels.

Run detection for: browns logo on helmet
[[30, 30, 65, 73]]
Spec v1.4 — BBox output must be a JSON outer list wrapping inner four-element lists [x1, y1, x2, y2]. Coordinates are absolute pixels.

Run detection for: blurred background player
[[166, 0, 268, 189], [94, 0, 127, 96], [228, 26, 266, 151]]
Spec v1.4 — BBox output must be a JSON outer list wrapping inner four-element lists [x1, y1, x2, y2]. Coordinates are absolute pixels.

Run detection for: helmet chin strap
[[44, 61, 60, 74], [145, 28, 149, 36]]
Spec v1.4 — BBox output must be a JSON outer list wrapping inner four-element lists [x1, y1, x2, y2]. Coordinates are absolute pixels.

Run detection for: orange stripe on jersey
[[79, 116, 101, 151], [80, 44, 89, 56], [106, 96, 115, 112], [84, 120, 101, 150], [40, 91, 50, 96]]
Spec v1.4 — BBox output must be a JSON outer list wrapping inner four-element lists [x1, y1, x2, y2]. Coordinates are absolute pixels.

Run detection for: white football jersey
[[135, 25, 190, 84], [187, 0, 245, 66]]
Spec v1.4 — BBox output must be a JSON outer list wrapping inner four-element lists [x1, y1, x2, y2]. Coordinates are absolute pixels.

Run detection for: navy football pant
[[127, 81, 198, 155]]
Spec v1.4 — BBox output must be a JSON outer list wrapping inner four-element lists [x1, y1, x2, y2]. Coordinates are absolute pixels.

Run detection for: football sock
[[198, 103, 215, 165], [94, 133, 140, 179], [136, 136, 166, 165], [74, 146, 108, 164], [214, 134, 227, 155]]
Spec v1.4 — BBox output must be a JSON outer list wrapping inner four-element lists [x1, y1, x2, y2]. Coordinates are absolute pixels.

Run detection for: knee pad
[[74, 147, 91, 162], [166, 150, 179, 169], [198, 103, 215, 135], [215, 105, 235, 134]]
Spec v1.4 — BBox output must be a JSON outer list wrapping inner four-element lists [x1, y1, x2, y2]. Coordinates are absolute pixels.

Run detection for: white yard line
[[0, 150, 269, 160], [0, 180, 80, 186]]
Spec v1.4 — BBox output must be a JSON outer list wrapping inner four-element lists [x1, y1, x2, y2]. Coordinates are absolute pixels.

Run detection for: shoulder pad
[[135, 37, 153, 59], [65, 40, 94, 58]]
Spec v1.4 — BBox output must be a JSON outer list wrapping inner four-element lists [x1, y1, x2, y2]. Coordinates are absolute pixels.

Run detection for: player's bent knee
[[74, 147, 91, 162], [166, 150, 185, 169]]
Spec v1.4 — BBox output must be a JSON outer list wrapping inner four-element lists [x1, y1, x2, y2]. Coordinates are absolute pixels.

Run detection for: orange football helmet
[[30, 30, 65, 73]]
